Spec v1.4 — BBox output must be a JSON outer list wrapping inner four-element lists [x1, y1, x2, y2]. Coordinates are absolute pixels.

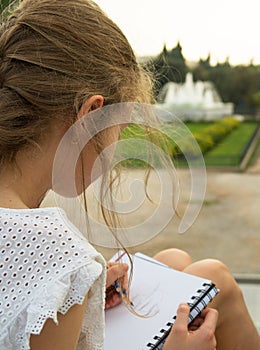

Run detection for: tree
[[193, 54, 212, 82], [191, 55, 260, 115], [168, 41, 187, 83], [147, 42, 188, 99], [143, 40, 260, 114]]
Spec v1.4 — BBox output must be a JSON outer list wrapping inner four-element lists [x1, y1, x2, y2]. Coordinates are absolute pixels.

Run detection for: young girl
[[0, 1, 259, 349]]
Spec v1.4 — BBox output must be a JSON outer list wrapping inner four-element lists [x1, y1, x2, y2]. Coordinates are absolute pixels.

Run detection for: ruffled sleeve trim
[[22, 259, 103, 348], [27, 259, 102, 330]]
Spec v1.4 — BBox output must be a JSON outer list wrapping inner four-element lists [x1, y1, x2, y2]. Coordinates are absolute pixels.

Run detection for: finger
[[105, 293, 122, 309], [106, 263, 128, 287], [106, 261, 123, 270], [165, 303, 189, 347], [188, 316, 204, 329], [172, 303, 190, 331], [200, 308, 218, 332], [176, 303, 190, 323], [106, 262, 114, 269]]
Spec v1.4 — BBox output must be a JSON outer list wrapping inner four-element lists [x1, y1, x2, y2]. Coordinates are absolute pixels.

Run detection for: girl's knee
[[184, 259, 242, 299], [153, 248, 192, 271], [185, 259, 229, 278]]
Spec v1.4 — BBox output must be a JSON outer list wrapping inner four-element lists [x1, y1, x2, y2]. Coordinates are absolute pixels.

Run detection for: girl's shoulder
[[0, 207, 106, 350], [0, 206, 96, 253], [0, 206, 101, 266]]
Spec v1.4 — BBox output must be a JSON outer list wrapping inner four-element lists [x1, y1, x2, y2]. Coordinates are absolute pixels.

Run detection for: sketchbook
[[104, 252, 219, 350]]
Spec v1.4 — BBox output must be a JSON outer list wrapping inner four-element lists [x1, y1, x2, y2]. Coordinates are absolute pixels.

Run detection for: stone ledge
[[234, 274, 260, 284]]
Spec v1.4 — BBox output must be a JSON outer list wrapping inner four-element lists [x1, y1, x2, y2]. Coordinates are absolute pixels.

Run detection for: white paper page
[[104, 253, 212, 350]]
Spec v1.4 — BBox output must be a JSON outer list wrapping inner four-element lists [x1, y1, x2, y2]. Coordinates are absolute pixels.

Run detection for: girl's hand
[[163, 304, 218, 350], [105, 262, 129, 310]]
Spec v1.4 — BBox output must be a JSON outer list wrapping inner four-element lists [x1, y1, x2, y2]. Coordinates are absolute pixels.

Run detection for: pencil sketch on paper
[[130, 282, 163, 317]]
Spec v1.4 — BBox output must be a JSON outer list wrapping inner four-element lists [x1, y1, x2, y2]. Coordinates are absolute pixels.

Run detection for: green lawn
[[185, 122, 213, 133], [204, 123, 258, 166]]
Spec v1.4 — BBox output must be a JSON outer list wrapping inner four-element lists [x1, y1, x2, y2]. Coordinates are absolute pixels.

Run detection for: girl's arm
[[30, 294, 88, 350]]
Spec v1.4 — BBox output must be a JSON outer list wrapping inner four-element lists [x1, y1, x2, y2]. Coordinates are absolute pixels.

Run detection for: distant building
[[157, 73, 234, 121]]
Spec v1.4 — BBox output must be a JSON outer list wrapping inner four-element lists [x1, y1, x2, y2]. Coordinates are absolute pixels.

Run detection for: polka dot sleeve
[[0, 207, 106, 350]]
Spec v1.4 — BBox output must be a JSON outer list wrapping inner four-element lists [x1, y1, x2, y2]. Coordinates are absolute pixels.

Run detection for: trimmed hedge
[[189, 117, 240, 155], [162, 116, 241, 158]]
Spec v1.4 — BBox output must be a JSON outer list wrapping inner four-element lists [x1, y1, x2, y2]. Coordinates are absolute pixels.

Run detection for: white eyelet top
[[0, 207, 106, 350]]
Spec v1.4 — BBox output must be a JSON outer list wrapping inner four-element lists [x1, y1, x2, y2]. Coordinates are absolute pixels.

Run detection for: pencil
[[113, 279, 134, 307]]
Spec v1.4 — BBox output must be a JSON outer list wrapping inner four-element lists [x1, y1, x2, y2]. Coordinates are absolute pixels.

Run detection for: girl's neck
[[0, 164, 50, 209], [0, 121, 68, 209]]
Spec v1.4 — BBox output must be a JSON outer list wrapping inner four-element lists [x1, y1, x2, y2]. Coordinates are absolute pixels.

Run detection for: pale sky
[[94, 0, 260, 65]]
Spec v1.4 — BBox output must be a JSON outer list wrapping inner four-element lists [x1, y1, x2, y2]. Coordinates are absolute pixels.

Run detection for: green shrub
[[193, 133, 214, 154], [191, 117, 240, 156]]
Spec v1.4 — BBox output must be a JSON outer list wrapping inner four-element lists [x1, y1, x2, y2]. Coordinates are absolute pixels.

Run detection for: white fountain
[[158, 73, 234, 121]]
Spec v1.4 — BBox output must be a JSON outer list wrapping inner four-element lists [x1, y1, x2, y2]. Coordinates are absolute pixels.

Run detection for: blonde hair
[[0, 2, 156, 292], [0, 2, 170, 310], [0, 0, 153, 168]]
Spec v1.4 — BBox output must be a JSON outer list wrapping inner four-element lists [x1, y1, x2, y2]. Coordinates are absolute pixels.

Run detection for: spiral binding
[[145, 283, 219, 349]]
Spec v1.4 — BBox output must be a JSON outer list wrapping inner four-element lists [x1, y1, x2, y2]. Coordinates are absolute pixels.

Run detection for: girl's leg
[[153, 248, 192, 271], [184, 259, 260, 350], [154, 249, 260, 350]]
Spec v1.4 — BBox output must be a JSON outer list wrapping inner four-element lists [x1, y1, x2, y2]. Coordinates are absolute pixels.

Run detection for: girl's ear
[[77, 95, 104, 119]]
